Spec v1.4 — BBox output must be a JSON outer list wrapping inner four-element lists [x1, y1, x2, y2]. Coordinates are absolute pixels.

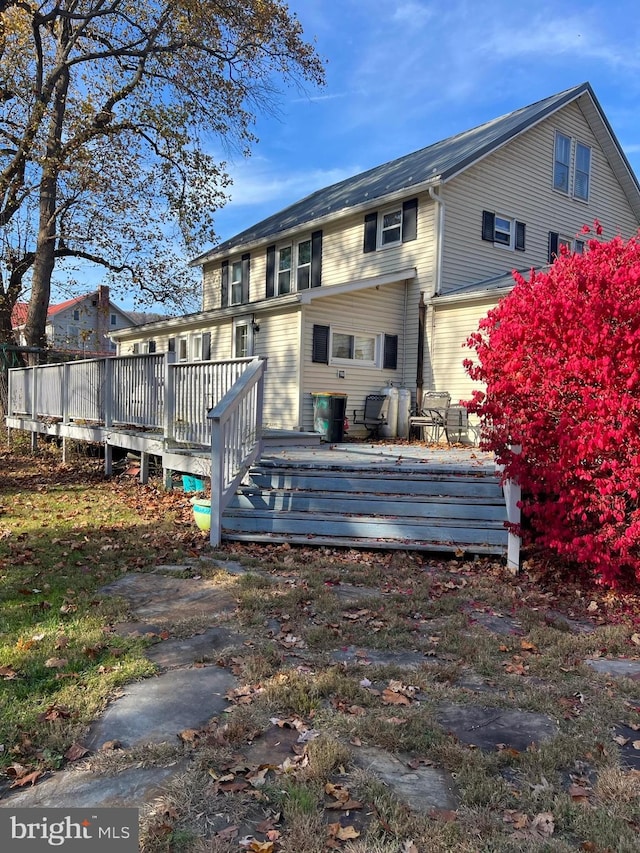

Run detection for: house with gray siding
[[111, 82, 640, 435]]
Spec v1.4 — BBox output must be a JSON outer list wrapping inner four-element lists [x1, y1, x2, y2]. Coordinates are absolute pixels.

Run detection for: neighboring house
[[111, 82, 640, 433], [12, 286, 134, 358]]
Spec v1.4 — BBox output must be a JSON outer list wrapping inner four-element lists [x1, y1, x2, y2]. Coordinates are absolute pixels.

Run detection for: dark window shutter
[[515, 221, 526, 252], [482, 211, 495, 242], [266, 245, 276, 298], [548, 231, 559, 263], [402, 198, 418, 243], [363, 211, 378, 253], [148, 340, 156, 354], [221, 260, 229, 307], [201, 332, 211, 361], [241, 253, 250, 303], [312, 324, 330, 364], [168, 337, 175, 353], [311, 230, 323, 288], [383, 334, 398, 370]]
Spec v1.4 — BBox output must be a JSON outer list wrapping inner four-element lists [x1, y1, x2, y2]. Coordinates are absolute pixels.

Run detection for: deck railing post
[[62, 362, 70, 425], [103, 358, 113, 428], [209, 415, 223, 548], [31, 364, 38, 419], [163, 351, 176, 444], [503, 444, 522, 575]]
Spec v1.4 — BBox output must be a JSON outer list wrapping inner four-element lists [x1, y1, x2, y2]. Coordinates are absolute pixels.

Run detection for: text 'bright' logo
[[2, 809, 138, 850]]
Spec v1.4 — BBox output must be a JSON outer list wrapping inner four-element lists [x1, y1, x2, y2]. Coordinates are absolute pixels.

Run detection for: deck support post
[[30, 431, 38, 452], [62, 436, 67, 464], [209, 417, 223, 548], [104, 442, 113, 476], [502, 444, 522, 574], [140, 451, 149, 484]]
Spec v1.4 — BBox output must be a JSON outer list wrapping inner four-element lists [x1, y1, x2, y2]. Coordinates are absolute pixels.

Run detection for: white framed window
[[233, 317, 254, 358], [549, 231, 587, 262], [230, 260, 243, 305], [330, 329, 379, 367], [574, 142, 591, 201], [192, 333, 203, 362], [553, 131, 591, 201], [378, 207, 402, 248], [482, 211, 526, 251], [276, 238, 312, 295], [177, 336, 188, 362]]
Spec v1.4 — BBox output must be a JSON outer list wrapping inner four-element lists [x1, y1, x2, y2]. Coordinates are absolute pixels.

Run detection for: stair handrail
[[207, 356, 266, 546]]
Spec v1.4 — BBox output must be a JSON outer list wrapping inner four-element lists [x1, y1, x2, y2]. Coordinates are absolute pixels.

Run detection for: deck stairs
[[221, 441, 509, 557]]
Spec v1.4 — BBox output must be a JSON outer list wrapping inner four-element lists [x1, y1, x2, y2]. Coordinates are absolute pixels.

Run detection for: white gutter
[[428, 185, 445, 296]]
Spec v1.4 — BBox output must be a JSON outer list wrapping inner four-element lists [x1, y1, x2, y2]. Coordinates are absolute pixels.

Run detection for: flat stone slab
[[0, 764, 182, 809], [437, 703, 558, 752], [145, 627, 245, 669], [331, 646, 432, 669], [613, 724, 640, 770], [86, 666, 236, 750], [466, 609, 524, 636], [99, 573, 237, 624], [352, 747, 458, 812], [543, 610, 595, 634], [209, 558, 252, 576], [327, 584, 381, 603], [585, 659, 640, 679]]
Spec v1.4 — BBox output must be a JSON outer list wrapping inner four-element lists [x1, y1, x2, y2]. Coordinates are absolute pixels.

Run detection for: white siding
[[440, 103, 639, 294], [431, 296, 499, 408], [301, 283, 407, 433], [254, 310, 301, 429]]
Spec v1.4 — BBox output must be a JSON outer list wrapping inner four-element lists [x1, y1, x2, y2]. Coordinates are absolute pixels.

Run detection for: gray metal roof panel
[[194, 83, 602, 263]]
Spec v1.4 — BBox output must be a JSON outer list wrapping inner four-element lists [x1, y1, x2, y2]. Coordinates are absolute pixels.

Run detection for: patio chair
[[409, 391, 451, 444], [352, 393, 389, 439]]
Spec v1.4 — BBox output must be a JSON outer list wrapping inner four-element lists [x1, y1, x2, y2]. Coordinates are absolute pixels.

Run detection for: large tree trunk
[[24, 19, 71, 365]]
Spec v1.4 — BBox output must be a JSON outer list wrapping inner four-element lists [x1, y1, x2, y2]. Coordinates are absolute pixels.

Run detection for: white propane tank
[[380, 385, 398, 438], [397, 388, 411, 439]]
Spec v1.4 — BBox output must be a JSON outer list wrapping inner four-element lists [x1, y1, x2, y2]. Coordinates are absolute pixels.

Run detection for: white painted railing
[[208, 358, 267, 547], [7, 354, 258, 446]]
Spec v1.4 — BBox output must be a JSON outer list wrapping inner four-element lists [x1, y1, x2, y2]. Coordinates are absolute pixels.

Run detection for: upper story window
[[110, 313, 117, 326], [481, 211, 526, 251], [266, 231, 322, 297], [221, 254, 250, 307], [553, 131, 591, 201], [276, 239, 312, 295], [548, 231, 587, 263], [363, 198, 418, 253], [73, 308, 80, 321], [178, 336, 188, 362]]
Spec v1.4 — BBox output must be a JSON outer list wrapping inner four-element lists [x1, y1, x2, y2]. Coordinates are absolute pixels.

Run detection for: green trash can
[[312, 392, 348, 442]]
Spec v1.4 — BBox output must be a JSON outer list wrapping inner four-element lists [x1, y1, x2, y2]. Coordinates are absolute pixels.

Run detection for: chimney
[[98, 284, 109, 308], [96, 285, 109, 354]]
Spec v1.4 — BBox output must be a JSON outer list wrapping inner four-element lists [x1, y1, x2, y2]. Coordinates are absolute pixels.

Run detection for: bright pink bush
[[465, 225, 640, 588]]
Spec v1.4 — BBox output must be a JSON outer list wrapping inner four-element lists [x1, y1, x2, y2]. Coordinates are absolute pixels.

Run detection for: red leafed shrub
[[465, 225, 640, 588]]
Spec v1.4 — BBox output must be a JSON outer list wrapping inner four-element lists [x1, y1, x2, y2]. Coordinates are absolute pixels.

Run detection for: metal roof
[[193, 82, 640, 265]]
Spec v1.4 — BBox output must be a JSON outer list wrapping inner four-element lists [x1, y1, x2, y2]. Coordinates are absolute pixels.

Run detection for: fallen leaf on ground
[[530, 812, 555, 838], [44, 657, 68, 669], [64, 742, 89, 762], [382, 689, 411, 706]]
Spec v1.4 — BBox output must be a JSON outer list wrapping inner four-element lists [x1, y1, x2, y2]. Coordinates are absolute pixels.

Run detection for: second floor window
[[221, 254, 250, 307], [266, 231, 322, 297], [481, 211, 526, 251], [231, 261, 243, 305]]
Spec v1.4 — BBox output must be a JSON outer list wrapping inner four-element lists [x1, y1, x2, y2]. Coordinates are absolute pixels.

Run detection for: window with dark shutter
[[201, 332, 211, 361], [241, 253, 250, 303], [266, 245, 275, 298], [363, 212, 378, 253], [311, 230, 322, 288], [401, 198, 418, 243], [482, 211, 495, 242], [168, 337, 175, 353], [148, 340, 156, 354], [515, 221, 526, 252], [221, 260, 229, 307], [312, 324, 330, 364], [383, 334, 398, 370], [548, 231, 559, 263]]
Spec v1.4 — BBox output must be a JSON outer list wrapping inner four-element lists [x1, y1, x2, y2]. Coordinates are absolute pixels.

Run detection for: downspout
[[428, 185, 445, 296], [416, 292, 425, 410]]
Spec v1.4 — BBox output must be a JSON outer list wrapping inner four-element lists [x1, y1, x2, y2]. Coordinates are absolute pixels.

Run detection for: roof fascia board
[[190, 179, 442, 267], [432, 285, 514, 307], [297, 268, 416, 304]]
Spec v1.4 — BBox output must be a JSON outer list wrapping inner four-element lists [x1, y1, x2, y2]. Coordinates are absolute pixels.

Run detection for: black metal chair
[[353, 393, 389, 438]]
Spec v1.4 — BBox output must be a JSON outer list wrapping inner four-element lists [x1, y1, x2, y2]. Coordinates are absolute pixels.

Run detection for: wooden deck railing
[[207, 357, 266, 547], [8, 353, 257, 447]]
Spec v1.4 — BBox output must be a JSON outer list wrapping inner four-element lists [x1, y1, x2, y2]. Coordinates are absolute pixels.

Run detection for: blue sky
[[211, 0, 640, 245], [53, 0, 640, 310]]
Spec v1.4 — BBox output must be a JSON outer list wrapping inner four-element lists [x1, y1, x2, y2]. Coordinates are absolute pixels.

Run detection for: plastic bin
[[182, 475, 205, 492], [312, 392, 348, 442]]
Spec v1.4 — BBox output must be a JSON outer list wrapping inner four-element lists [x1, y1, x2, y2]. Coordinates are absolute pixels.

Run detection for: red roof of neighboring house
[[11, 291, 107, 328]]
